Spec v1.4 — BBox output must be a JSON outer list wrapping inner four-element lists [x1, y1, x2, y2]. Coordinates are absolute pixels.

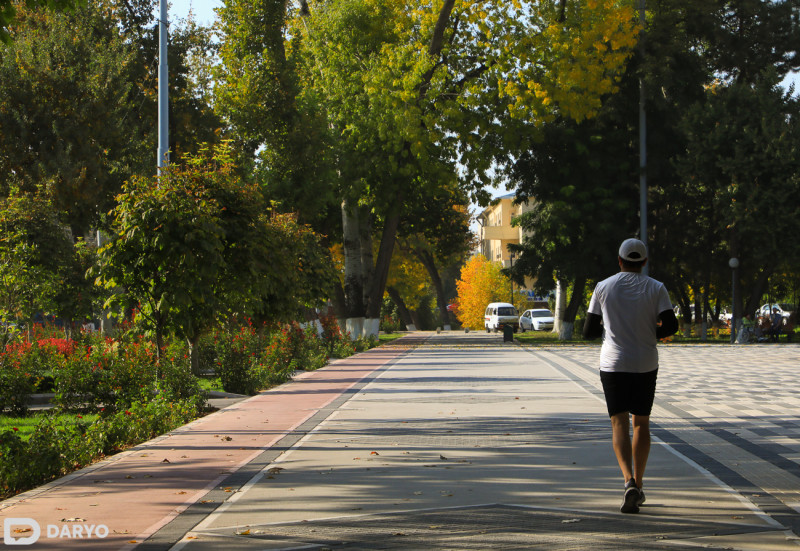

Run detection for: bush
[[379, 315, 404, 333], [49, 337, 203, 413], [158, 353, 204, 402], [213, 321, 340, 394], [213, 325, 259, 395], [0, 397, 201, 499], [0, 341, 43, 415], [52, 339, 159, 412], [262, 323, 304, 374], [51, 345, 99, 411], [301, 323, 329, 371]]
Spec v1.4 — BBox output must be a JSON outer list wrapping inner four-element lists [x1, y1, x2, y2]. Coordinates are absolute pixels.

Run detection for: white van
[[484, 302, 519, 333]]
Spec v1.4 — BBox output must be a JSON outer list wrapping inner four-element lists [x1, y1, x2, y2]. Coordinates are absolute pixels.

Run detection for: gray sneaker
[[621, 480, 641, 514]]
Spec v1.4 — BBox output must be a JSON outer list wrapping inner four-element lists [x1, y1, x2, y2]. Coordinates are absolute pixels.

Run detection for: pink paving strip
[[0, 345, 413, 550]]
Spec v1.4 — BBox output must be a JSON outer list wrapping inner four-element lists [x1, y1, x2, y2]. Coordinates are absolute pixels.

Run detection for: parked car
[[484, 302, 519, 333], [519, 308, 555, 332], [758, 303, 794, 319]]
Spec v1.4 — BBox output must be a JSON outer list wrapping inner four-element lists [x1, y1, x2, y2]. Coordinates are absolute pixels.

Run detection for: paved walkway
[[2, 332, 800, 550]]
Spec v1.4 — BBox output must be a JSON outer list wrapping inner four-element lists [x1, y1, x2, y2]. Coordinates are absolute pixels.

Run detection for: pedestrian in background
[[769, 307, 783, 342], [582, 238, 679, 513]]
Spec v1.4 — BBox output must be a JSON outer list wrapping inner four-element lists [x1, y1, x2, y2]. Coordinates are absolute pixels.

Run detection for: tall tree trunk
[[359, 209, 374, 309], [342, 198, 365, 338], [553, 278, 567, 334], [330, 282, 346, 318], [187, 334, 202, 376], [745, 263, 775, 316], [386, 286, 416, 331], [359, 208, 376, 337], [415, 249, 450, 330], [559, 276, 586, 340], [364, 208, 402, 335]]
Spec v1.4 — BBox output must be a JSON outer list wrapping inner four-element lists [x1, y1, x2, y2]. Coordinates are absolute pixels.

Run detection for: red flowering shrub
[[0, 341, 41, 414], [53, 339, 159, 412]]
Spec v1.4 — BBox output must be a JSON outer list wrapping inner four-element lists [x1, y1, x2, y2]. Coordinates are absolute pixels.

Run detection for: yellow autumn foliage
[[455, 255, 512, 330]]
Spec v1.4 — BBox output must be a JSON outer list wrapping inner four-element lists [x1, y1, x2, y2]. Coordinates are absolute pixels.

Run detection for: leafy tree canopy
[[455, 254, 510, 330], [0, 0, 82, 43]]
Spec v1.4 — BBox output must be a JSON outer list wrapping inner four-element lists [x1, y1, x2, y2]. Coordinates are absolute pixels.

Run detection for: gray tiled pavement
[[160, 333, 800, 550]]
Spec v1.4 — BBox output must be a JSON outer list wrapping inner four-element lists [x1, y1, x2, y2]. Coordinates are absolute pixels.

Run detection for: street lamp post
[[639, 0, 648, 276], [157, 0, 169, 172], [509, 253, 515, 305], [729, 257, 739, 344]]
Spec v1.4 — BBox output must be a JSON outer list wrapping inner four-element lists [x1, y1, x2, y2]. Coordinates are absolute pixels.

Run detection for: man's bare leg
[[631, 414, 651, 489], [610, 412, 633, 483]]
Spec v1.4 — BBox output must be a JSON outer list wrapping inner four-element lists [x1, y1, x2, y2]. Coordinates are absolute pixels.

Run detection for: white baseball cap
[[619, 238, 647, 262]]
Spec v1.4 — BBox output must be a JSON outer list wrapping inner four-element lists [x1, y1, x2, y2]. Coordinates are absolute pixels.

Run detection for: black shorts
[[600, 369, 658, 417]]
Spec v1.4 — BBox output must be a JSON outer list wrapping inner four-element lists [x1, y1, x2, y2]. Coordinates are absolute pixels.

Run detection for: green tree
[[0, 1, 222, 237], [0, 2, 147, 236], [95, 145, 334, 371], [398, 182, 474, 329], [676, 74, 800, 318], [509, 0, 800, 337], [214, 0, 333, 227], [0, 0, 81, 43], [509, 113, 639, 338], [95, 151, 229, 357], [646, 0, 800, 327], [0, 192, 76, 337], [215, 0, 637, 336]]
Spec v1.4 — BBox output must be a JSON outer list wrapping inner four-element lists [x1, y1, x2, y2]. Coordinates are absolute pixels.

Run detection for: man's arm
[[582, 312, 603, 340], [656, 309, 679, 339]]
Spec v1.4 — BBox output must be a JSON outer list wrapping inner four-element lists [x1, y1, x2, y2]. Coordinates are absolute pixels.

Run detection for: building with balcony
[[475, 193, 545, 304], [475, 193, 532, 266]]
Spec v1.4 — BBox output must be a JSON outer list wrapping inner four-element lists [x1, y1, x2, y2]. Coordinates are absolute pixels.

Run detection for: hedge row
[[0, 316, 372, 414], [0, 397, 202, 499]]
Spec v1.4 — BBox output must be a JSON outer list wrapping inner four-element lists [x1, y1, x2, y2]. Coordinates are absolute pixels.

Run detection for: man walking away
[[582, 238, 679, 513]]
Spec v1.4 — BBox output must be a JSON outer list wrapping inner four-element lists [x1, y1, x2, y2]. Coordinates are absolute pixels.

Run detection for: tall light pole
[[157, 0, 169, 172], [639, 0, 648, 276], [509, 253, 515, 305], [729, 257, 739, 343]]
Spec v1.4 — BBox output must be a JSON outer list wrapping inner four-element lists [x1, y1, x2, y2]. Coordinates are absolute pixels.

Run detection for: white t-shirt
[[587, 271, 673, 373]]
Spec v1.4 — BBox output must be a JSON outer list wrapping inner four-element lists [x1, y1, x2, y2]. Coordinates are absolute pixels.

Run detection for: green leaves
[[0, 193, 82, 326], [95, 143, 336, 346]]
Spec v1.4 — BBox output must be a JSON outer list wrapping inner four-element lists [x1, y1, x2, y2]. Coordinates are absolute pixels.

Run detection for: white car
[[484, 302, 519, 332], [519, 308, 555, 332], [758, 303, 793, 319]]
